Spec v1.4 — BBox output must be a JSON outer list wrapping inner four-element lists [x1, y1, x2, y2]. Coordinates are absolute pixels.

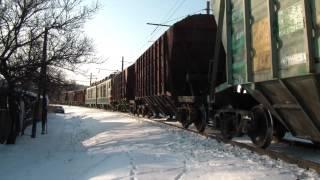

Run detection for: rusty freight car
[[134, 14, 225, 130], [63, 91, 74, 105], [111, 65, 135, 111], [73, 89, 86, 106], [204, 0, 320, 148], [62, 90, 85, 106]]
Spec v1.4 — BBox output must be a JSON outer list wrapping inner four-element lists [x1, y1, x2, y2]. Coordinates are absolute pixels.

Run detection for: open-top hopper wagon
[[134, 14, 225, 131], [206, 0, 320, 148]]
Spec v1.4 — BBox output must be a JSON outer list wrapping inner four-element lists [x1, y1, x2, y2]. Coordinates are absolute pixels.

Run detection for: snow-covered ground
[[0, 106, 319, 180]]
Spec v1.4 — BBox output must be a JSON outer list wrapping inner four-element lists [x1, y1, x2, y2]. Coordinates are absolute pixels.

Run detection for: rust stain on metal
[[252, 18, 272, 72]]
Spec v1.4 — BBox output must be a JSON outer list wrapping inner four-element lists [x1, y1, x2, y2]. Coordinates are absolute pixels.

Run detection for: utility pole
[[206, 1, 210, 15], [32, 27, 49, 138], [121, 56, 124, 98], [121, 56, 124, 71], [41, 27, 48, 135], [90, 73, 92, 86]]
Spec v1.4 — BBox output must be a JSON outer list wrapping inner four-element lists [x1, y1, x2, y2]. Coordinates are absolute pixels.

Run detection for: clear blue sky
[[72, 0, 209, 85]]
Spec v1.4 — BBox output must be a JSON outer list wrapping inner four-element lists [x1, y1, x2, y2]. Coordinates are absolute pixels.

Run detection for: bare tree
[[0, 0, 98, 144]]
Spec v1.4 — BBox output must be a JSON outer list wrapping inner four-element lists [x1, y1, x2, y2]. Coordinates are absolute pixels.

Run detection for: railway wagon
[[111, 65, 135, 111], [85, 85, 97, 107], [64, 91, 74, 105], [96, 78, 112, 108], [207, 0, 320, 147], [134, 14, 225, 125], [63, 90, 85, 106], [73, 89, 86, 106]]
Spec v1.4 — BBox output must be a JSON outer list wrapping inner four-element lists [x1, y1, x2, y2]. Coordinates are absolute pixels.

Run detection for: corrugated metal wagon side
[[111, 64, 135, 112], [67, 91, 75, 105], [211, 0, 320, 146], [134, 14, 224, 123], [74, 89, 86, 106]]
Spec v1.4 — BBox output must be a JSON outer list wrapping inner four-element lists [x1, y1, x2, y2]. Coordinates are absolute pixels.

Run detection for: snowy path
[[0, 106, 319, 180]]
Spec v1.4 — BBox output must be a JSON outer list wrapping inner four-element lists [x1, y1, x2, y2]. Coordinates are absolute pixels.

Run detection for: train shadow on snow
[[48, 110, 184, 180]]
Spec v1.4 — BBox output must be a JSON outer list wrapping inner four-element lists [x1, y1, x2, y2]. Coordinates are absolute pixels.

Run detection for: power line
[[135, 8, 206, 60], [162, 0, 183, 22], [163, 9, 205, 24], [150, 0, 183, 36], [150, 0, 187, 37], [136, 0, 187, 55], [55, 66, 97, 79], [165, 0, 187, 23]]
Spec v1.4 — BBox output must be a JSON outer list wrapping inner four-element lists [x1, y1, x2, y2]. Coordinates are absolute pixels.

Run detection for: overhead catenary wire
[[149, 0, 184, 36], [136, 0, 188, 55], [77, 1, 188, 86], [149, 0, 187, 37], [136, 7, 207, 59], [165, 0, 187, 25], [84, 2, 209, 85], [55, 65, 97, 79], [162, 9, 207, 24], [68, 2, 210, 86]]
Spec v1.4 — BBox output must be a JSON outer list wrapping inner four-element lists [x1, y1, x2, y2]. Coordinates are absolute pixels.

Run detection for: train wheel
[[312, 141, 320, 147], [142, 107, 147, 117], [248, 105, 273, 148], [147, 112, 153, 119], [136, 107, 141, 117], [273, 127, 286, 142], [154, 112, 160, 119], [193, 105, 207, 133], [273, 121, 287, 141], [220, 113, 234, 140], [177, 109, 191, 129]]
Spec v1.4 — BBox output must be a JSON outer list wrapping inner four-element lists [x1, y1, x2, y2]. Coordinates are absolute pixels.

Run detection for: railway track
[[131, 115, 320, 174]]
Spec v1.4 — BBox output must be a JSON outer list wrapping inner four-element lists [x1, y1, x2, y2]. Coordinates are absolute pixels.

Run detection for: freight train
[[61, 5, 320, 149]]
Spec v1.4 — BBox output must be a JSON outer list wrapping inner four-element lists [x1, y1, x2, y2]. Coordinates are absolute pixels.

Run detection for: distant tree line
[[0, 0, 98, 144]]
